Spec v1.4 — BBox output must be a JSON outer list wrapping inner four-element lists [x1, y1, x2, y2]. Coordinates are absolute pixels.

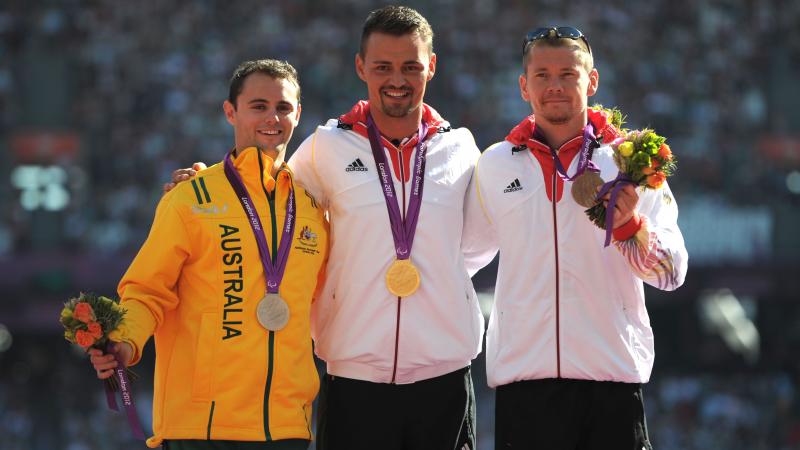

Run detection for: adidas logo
[[503, 178, 523, 193], [345, 158, 368, 172]]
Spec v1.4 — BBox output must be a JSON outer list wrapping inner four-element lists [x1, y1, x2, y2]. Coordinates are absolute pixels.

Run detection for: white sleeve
[[462, 151, 499, 277], [288, 129, 330, 209], [613, 182, 689, 291]]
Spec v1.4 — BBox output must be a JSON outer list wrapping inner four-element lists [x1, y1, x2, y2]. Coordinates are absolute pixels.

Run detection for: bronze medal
[[385, 259, 420, 298], [571, 172, 604, 208], [256, 293, 290, 331]]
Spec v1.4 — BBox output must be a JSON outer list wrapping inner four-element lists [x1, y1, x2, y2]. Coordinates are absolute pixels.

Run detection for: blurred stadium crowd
[[2, 0, 800, 449]]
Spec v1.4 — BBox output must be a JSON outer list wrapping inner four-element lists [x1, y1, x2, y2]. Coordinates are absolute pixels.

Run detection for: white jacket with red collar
[[470, 109, 688, 387], [289, 101, 496, 384]]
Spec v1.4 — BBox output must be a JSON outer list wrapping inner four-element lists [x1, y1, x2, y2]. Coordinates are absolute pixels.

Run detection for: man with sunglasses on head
[[468, 27, 688, 449]]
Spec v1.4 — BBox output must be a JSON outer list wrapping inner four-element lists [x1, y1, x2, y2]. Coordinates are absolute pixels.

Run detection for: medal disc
[[571, 172, 604, 208], [256, 293, 290, 331], [385, 259, 420, 298]]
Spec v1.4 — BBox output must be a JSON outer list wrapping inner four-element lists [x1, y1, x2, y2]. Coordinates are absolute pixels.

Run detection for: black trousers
[[163, 439, 309, 450], [495, 378, 652, 450], [316, 366, 476, 450]]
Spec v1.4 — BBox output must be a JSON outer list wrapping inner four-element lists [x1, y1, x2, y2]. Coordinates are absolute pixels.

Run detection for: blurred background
[[1, 0, 799, 449]]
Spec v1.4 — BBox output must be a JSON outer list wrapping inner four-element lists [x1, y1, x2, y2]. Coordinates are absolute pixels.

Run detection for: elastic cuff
[[612, 213, 642, 241], [123, 339, 142, 366]]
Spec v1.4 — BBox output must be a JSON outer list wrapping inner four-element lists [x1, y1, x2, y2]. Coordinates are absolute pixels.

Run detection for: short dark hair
[[359, 5, 433, 57], [228, 59, 300, 108]]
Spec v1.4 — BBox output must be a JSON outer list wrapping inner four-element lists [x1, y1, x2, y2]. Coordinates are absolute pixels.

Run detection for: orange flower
[[647, 172, 666, 188], [75, 329, 96, 348], [87, 321, 103, 339], [73, 302, 94, 323], [658, 143, 672, 161], [651, 158, 661, 169], [642, 166, 655, 175]]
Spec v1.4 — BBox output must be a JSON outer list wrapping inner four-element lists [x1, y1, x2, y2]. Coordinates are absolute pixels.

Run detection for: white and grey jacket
[[470, 111, 688, 387], [289, 101, 496, 384]]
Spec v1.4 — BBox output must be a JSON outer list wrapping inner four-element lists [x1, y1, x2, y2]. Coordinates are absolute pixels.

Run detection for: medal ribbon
[[224, 150, 295, 294], [595, 171, 636, 247], [549, 122, 601, 181], [103, 341, 146, 439], [365, 113, 428, 260]]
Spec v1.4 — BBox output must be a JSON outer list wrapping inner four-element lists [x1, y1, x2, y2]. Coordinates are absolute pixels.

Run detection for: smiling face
[[223, 73, 301, 163], [355, 31, 436, 138], [520, 43, 598, 134]]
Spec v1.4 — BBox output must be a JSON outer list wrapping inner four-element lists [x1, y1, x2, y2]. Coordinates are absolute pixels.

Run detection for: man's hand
[[598, 183, 639, 229], [88, 342, 134, 379], [163, 162, 207, 193]]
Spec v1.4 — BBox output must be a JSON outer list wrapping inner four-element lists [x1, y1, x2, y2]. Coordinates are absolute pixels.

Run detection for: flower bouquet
[[585, 128, 676, 243], [61, 292, 127, 351], [60, 292, 145, 439]]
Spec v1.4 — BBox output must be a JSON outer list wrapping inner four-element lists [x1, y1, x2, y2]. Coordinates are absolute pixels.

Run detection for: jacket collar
[[505, 108, 621, 151], [337, 100, 449, 141], [229, 146, 292, 193]]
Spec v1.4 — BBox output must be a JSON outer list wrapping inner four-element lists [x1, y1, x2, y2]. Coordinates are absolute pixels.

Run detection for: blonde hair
[[523, 37, 594, 73]]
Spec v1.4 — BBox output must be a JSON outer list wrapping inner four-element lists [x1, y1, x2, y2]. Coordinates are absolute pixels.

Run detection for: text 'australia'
[[220, 224, 244, 340]]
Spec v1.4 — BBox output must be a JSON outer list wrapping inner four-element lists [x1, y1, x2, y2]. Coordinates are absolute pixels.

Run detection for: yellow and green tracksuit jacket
[[117, 147, 328, 448]]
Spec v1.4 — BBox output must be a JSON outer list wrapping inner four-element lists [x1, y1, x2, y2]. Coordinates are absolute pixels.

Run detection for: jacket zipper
[[551, 154, 561, 379], [259, 154, 279, 440], [390, 143, 406, 384]]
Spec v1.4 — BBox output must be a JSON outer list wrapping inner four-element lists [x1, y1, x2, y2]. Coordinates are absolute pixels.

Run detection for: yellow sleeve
[[117, 193, 192, 365]]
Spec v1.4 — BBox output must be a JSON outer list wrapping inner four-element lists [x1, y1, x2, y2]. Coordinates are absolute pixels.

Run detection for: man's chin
[[255, 144, 286, 157], [540, 113, 572, 126], [380, 101, 414, 118]]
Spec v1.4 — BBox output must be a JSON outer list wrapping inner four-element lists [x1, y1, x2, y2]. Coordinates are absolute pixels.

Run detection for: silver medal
[[256, 293, 290, 331]]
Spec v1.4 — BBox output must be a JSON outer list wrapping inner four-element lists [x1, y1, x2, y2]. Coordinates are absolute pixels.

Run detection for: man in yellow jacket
[[88, 59, 328, 450]]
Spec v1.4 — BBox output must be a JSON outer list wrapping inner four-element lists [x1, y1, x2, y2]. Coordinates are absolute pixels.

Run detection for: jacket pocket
[[191, 312, 217, 400]]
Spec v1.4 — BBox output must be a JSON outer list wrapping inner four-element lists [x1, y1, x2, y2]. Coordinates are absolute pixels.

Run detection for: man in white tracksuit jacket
[[469, 27, 688, 449]]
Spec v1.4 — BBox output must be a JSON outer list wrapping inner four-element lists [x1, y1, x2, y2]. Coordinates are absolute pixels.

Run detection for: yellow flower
[[60, 307, 73, 321], [618, 141, 634, 157]]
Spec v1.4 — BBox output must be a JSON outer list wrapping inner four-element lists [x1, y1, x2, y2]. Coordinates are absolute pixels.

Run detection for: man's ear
[[587, 68, 599, 97], [427, 52, 437, 81], [223, 100, 236, 125], [519, 73, 530, 102], [355, 53, 367, 83]]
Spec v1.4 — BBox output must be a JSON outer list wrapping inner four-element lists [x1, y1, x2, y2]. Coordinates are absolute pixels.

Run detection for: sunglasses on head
[[522, 26, 592, 56]]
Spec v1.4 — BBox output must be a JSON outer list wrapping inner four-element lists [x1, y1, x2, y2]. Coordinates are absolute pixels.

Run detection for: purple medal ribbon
[[549, 122, 601, 181], [103, 341, 146, 439], [365, 114, 428, 260], [224, 150, 295, 294], [595, 172, 636, 247]]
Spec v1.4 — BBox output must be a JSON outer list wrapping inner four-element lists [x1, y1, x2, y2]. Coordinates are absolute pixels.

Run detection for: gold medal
[[571, 172, 604, 208], [256, 293, 290, 331], [385, 259, 420, 298]]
